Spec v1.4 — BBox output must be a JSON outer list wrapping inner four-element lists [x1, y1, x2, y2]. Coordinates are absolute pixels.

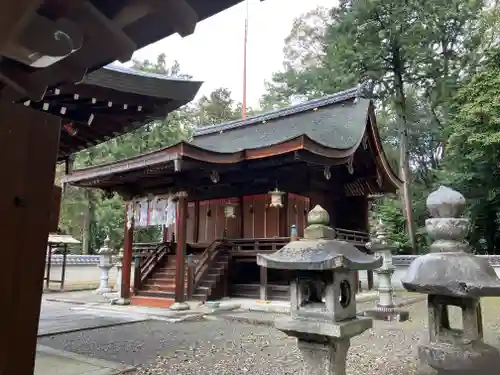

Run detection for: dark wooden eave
[[0, 0, 245, 101], [14, 64, 202, 161]]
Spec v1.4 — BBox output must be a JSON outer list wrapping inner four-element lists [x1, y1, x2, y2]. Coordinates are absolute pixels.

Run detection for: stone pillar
[[402, 186, 500, 374], [114, 249, 124, 294], [95, 236, 113, 294], [363, 221, 409, 322]]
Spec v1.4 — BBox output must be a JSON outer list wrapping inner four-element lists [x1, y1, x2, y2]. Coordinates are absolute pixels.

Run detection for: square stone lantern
[[402, 186, 500, 374], [257, 205, 382, 375]]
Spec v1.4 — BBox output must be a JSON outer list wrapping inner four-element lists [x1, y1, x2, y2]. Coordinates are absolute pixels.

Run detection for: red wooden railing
[[334, 228, 370, 245], [188, 239, 224, 297], [133, 242, 174, 293]]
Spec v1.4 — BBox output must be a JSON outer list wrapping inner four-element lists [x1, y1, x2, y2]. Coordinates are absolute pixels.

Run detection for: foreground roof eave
[[82, 65, 203, 102], [62, 135, 361, 186]]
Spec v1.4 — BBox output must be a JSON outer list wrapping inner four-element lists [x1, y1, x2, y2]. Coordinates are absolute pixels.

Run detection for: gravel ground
[[38, 298, 500, 375]]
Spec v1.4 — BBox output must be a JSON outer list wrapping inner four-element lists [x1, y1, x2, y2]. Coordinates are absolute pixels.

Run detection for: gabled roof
[[63, 87, 402, 195], [192, 87, 368, 152]]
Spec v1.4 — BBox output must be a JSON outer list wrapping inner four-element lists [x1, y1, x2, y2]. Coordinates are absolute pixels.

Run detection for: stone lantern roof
[[257, 205, 382, 271], [402, 186, 500, 297]]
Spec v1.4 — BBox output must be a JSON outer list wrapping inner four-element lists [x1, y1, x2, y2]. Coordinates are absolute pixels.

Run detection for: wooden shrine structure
[[0, 1, 244, 373], [65, 87, 402, 308]]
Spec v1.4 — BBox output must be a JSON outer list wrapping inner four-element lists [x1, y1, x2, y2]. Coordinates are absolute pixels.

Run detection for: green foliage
[[59, 54, 243, 253], [441, 50, 500, 253], [262, 1, 497, 253]]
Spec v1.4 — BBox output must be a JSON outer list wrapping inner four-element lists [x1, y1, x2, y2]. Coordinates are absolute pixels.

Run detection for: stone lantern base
[[363, 305, 410, 322], [418, 340, 500, 375], [275, 316, 372, 375]]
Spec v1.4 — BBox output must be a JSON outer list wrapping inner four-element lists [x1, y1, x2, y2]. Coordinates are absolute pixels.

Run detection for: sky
[[128, 0, 335, 109]]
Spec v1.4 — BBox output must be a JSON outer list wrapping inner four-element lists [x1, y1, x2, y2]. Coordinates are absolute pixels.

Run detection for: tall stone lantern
[[402, 186, 500, 374], [95, 236, 113, 294], [364, 221, 409, 322], [257, 205, 382, 375]]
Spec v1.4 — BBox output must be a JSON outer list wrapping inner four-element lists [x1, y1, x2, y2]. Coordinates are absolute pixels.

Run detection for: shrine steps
[[130, 295, 174, 308], [191, 253, 230, 302]]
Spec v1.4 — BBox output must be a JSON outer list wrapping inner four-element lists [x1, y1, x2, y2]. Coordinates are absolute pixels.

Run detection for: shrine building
[[65, 86, 402, 308]]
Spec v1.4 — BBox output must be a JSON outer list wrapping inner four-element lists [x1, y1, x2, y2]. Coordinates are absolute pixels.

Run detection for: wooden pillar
[[0, 102, 61, 374], [239, 196, 244, 238], [259, 266, 268, 301], [193, 201, 199, 243], [280, 193, 289, 237], [121, 201, 134, 302], [175, 192, 188, 303]]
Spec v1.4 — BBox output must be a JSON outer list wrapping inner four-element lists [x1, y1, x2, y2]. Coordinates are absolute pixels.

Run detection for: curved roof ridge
[[194, 86, 361, 137]]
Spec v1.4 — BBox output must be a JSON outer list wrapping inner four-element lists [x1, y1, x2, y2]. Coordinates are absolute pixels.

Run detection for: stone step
[[142, 284, 176, 293], [137, 290, 175, 299]]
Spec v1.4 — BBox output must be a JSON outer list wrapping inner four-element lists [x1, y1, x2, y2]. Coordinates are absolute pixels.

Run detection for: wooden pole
[[241, 0, 249, 119], [174, 192, 188, 305], [0, 101, 61, 374], [120, 201, 134, 303]]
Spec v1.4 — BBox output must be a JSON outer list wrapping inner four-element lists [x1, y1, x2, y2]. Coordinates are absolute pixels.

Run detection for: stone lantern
[[95, 236, 113, 294], [402, 186, 500, 374], [268, 188, 284, 208], [363, 220, 409, 322], [257, 205, 382, 375]]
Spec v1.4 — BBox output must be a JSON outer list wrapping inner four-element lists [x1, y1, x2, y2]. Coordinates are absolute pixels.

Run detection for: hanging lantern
[[224, 202, 238, 219], [268, 188, 285, 208]]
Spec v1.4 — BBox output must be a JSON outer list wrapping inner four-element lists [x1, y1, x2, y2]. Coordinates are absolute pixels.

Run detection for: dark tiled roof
[[192, 87, 370, 152], [82, 64, 202, 101]]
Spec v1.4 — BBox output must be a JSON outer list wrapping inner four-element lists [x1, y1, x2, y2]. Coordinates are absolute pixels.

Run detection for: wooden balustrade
[[334, 228, 370, 245], [188, 239, 224, 298], [133, 242, 173, 293], [228, 237, 290, 255]]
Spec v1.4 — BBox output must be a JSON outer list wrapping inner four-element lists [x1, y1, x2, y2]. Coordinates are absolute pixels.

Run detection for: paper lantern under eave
[[268, 188, 285, 208], [224, 202, 238, 219]]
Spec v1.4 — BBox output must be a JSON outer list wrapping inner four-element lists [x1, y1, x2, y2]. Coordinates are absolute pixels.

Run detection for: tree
[[260, 1, 489, 253], [192, 88, 240, 126], [442, 50, 500, 253]]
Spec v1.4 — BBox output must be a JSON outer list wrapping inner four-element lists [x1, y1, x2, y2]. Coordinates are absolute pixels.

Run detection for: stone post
[[114, 248, 124, 294], [95, 236, 113, 294], [402, 186, 500, 374], [363, 221, 409, 322], [257, 205, 382, 375]]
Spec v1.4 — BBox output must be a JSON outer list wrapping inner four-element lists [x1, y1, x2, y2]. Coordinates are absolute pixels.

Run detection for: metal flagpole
[[242, 0, 249, 120]]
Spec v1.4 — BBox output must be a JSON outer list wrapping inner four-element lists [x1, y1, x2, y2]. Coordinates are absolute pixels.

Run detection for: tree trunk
[[393, 45, 417, 253]]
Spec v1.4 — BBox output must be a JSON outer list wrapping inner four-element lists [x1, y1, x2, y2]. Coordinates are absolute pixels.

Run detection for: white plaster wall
[[44, 263, 135, 291], [358, 263, 500, 291]]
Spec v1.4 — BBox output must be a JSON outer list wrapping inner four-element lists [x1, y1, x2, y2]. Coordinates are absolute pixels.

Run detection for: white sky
[[128, 0, 336, 108]]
